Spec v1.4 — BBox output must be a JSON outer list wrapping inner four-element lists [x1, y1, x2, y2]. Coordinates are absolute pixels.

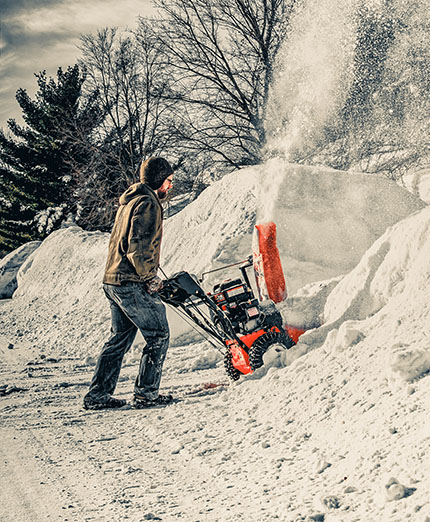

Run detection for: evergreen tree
[[0, 65, 100, 255]]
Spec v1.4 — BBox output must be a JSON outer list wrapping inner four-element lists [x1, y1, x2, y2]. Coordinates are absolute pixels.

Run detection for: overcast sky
[[0, 0, 154, 129]]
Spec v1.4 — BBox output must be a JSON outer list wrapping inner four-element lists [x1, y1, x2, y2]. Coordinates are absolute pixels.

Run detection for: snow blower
[[159, 222, 306, 380]]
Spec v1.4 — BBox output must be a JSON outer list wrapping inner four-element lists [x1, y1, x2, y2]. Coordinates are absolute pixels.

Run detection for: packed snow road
[[0, 351, 241, 522], [3, 339, 308, 522]]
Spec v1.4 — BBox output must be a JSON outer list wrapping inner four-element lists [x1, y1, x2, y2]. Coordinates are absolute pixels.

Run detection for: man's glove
[[145, 275, 164, 295]]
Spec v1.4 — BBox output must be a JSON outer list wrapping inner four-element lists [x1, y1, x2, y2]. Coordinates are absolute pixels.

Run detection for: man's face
[[157, 174, 174, 201]]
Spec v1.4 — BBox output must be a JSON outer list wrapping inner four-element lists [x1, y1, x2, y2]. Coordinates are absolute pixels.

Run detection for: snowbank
[[15, 227, 107, 303], [322, 205, 430, 384], [1, 161, 425, 357], [0, 241, 41, 299], [265, 205, 430, 385], [324, 206, 430, 326], [259, 159, 426, 293], [4, 227, 111, 358]]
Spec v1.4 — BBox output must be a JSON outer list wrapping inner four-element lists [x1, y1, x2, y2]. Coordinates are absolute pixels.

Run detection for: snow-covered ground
[[1, 162, 429, 521]]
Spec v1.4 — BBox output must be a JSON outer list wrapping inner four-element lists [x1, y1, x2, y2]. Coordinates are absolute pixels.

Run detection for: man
[[83, 157, 174, 410]]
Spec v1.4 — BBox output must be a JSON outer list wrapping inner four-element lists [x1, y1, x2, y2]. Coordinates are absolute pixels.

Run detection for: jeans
[[85, 282, 170, 401]]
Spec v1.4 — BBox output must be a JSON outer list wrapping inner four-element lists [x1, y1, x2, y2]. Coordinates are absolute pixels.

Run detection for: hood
[[140, 157, 173, 190], [119, 183, 158, 206]]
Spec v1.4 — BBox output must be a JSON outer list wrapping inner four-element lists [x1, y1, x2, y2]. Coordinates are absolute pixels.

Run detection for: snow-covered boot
[[132, 394, 174, 409], [83, 395, 127, 410]]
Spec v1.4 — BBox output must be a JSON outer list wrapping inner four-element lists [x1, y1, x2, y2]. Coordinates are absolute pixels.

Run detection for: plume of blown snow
[[264, 0, 358, 159]]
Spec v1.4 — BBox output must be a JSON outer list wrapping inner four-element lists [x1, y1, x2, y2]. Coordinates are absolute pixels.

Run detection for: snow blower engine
[[159, 256, 295, 380]]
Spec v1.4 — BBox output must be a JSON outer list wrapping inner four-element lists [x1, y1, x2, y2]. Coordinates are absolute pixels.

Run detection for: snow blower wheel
[[248, 330, 294, 370], [224, 352, 241, 381]]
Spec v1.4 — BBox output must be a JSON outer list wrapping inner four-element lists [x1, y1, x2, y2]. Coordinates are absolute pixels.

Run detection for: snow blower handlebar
[[158, 271, 206, 306], [158, 271, 248, 352], [199, 255, 253, 283]]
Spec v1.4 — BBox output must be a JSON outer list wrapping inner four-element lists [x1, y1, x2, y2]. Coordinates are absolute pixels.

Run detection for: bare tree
[[79, 25, 176, 182], [153, 0, 300, 170], [67, 24, 183, 230]]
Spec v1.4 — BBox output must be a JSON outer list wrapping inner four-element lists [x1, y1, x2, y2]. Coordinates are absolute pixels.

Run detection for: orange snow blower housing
[[253, 222, 306, 345], [159, 222, 306, 380]]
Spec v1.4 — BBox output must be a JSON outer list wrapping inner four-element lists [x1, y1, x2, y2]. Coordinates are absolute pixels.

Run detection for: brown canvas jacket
[[103, 183, 163, 285]]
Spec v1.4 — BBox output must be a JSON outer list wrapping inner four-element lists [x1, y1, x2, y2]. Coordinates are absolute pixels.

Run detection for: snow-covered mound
[[7, 227, 111, 357], [276, 205, 430, 384], [0, 241, 40, 298], [259, 159, 426, 293], [0, 161, 425, 358]]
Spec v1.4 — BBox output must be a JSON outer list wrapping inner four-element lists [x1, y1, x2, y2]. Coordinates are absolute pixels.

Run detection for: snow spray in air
[[256, 0, 360, 268], [264, 0, 361, 160], [256, 158, 288, 224]]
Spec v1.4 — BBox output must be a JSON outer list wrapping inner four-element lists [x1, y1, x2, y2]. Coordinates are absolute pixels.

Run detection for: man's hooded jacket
[[103, 183, 163, 285], [103, 157, 172, 285]]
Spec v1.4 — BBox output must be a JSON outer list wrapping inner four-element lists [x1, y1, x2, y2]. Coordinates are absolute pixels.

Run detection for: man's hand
[[145, 275, 164, 295]]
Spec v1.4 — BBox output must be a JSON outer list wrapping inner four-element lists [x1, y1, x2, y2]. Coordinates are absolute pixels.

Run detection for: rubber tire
[[249, 330, 294, 371], [224, 351, 241, 381], [259, 300, 284, 330]]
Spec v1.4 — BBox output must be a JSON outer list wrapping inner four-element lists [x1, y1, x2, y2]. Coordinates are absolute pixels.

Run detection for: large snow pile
[[1, 162, 424, 358], [8, 228, 111, 357], [0, 241, 40, 298], [274, 205, 430, 385]]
